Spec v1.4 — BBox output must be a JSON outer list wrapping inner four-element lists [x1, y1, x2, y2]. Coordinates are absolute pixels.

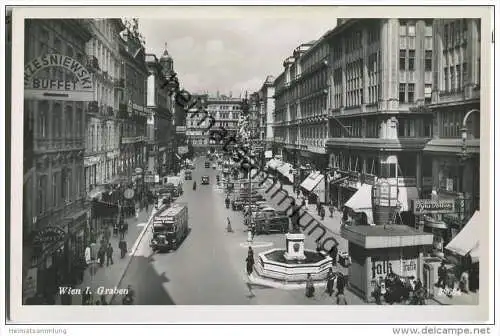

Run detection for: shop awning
[[344, 184, 419, 224], [445, 211, 480, 258], [277, 163, 294, 183], [266, 159, 283, 170], [300, 171, 323, 192], [344, 183, 374, 224]]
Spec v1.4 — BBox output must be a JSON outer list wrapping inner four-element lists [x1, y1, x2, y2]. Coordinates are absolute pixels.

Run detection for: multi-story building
[[84, 19, 124, 197], [206, 95, 242, 150], [325, 19, 434, 212], [118, 20, 149, 182], [423, 19, 481, 249], [256, 76, 275, 149], [23, 19, 92, 303], [145, 48, 176, 179], [186, 94, 242, 152], [248, 92, 261, 141], [186, 93, 208, 155]]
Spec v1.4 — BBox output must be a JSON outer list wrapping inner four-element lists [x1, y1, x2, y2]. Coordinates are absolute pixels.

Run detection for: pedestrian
[[329, 202, 334, 218], [320, 205, 325, 220], [316, 199, 321, 215], [336, 272, 345, 295], [326, 269, 335, 297], [305, 273, 315, 298], [106, 242, 114, 266], [226, 217, 233, 233], [246, 247, 254, 276], [100, 294, 108, 305], [301, 198, 306, 209], [436, 262, 447, 289], [98, 245, 106, 267], [329, 244, 338, 267], [95, 299, 101, 305], [119, 240, 127, 258]]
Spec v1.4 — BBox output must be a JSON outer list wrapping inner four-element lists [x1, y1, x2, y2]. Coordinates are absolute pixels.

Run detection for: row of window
[[443, 63, 468, 92], [300, 96, 328, 118], [36, 101, 85, 139], [36, 166, 83, 215], [86, 122, 120, 153], [300, 44, 329, 73], [84, 158, 119, 189], [207, 105, 241, 111], [399, 20, 433, 37], [329, 117, 433, 138], [443, 19, 469, 51]]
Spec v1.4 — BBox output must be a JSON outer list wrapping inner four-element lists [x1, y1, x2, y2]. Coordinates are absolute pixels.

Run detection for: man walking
[[106, 242, 114, 266], [437, 262, 447, 289], [329, 244, 338, 267]]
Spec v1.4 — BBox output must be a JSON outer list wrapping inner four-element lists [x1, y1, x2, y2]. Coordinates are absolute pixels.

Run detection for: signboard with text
[[24, 54, 94, 101], [413, 199, 455, 215]]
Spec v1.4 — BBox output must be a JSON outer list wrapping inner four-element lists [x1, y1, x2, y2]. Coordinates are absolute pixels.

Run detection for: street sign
[[413, 199, 455, 215], [124, 188, 135, 200]]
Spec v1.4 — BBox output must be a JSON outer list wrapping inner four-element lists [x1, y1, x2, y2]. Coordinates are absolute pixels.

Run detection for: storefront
[[341, 224, 433, 302]]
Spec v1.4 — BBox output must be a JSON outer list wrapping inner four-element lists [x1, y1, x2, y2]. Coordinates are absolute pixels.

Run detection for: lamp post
[[457, 109, 480, 225]]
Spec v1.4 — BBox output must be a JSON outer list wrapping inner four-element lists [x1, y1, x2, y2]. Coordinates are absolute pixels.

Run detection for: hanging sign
[[24, 54, 94, 101], [32, 226, 66, 245]]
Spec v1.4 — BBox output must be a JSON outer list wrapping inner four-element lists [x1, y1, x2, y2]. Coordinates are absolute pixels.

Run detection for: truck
[[150, 203, 189, 252], [254, 213, 290, 235]]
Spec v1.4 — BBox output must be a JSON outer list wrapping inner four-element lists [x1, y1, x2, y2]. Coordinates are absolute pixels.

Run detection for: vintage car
[[254, 214, 290, 235], [201, 175, 210, 185], [184, 170, 193, 180]]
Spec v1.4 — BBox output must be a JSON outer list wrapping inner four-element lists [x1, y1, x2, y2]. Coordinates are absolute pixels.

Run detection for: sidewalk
[[58, 206, 154, 305]]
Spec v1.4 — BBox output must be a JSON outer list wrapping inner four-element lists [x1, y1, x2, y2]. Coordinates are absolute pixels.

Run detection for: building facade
[[118, 20, 149, 182], [23, 19, 92, 303], [84, 19, 124, 197], [423, 19, 481, 246], [145, 47, 176, 178], [256, 76, 275, 150], [186, 94, 242, 152], [325, 19, 434, 210]]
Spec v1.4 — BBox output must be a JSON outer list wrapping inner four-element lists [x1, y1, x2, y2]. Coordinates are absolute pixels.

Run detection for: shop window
[[424, 119, 432, 137], [53, 103, 62, 138], [65, 105, 73, 138]]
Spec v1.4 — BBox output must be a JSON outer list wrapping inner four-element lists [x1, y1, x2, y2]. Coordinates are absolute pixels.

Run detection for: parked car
[[255, 215, 290, 235], [201, 175, 210, 185], [205, 161, 210, 168]]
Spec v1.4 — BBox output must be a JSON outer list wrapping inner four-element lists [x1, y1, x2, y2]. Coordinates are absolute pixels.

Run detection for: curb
[[109, 208, 156, 304]]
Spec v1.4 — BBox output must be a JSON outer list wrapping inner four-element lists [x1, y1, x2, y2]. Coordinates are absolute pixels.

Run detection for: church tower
[[159, 42, 174, 76]]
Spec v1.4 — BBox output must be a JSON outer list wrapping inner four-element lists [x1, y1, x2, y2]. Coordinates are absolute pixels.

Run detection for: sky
[[139, 16, 337, 96]]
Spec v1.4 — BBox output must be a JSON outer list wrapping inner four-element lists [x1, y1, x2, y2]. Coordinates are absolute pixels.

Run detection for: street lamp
[[456, 109, 480, 223]]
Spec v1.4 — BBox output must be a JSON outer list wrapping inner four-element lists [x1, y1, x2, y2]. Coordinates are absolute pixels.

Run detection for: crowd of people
[[371, 271, 427, 305]]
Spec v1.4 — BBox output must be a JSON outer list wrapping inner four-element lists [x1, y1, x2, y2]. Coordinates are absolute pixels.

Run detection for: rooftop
[[341, 224, 433, 249]]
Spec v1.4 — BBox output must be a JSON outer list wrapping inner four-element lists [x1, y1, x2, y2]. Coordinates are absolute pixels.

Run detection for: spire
[[160, 42, 171, 60]]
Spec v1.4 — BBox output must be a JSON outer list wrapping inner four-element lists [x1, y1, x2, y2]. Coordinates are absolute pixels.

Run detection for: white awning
[[344, 184, 419, 225], [445, 211, 480, 258], [277, 163, 294, 183], [344, 183, 374, 224], [300, 171, 323, 192], [266, 159, 283, 170]]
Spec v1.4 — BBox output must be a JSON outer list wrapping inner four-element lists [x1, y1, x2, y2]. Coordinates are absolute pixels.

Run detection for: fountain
[[253, 230, 333, 285]]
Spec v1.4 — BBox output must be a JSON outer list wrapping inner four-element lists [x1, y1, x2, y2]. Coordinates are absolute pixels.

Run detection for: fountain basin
[[254, 248, 332, 283]]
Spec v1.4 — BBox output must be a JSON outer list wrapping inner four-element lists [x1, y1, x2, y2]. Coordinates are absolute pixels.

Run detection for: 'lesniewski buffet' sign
[[24, 54, 94, 101], [413, 199, 455, 215]]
